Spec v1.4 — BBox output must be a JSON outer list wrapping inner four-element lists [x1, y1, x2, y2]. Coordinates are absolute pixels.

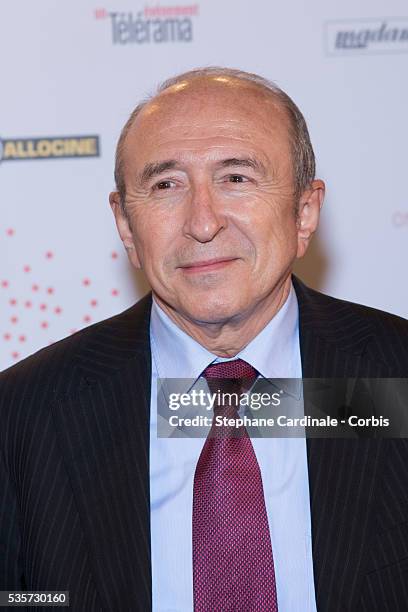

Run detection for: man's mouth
[[178, 257, 238, 273]]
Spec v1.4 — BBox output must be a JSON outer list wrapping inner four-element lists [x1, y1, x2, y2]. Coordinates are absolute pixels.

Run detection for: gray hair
[[114, 67, 316, 215]]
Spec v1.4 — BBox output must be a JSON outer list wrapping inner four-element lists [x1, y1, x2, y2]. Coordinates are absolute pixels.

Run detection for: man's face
[[113, 80, 315, 325]]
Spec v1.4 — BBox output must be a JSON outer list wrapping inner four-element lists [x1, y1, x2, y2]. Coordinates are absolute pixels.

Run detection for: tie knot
[[204, 358, 257, 380], [203, 359, 258, 394]]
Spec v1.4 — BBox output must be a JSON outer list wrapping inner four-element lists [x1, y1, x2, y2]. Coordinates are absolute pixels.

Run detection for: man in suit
[[1, 67, 408, 611]]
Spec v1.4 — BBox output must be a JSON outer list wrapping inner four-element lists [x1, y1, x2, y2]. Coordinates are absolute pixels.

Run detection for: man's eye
[[227, 175, 247, 183], [155, 180, 174, 190]]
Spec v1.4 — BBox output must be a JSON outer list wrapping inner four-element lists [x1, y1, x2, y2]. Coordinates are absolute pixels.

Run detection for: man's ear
[[109, 191, 142, 269], [296, 179, 325, 259]]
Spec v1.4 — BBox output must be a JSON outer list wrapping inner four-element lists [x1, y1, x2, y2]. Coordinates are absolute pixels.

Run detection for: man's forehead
[[133, 77, 287, 130], [120, 77, 293, 178]]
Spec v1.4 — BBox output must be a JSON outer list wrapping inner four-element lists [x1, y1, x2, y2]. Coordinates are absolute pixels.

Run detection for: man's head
[[110, 67, 325, 333]]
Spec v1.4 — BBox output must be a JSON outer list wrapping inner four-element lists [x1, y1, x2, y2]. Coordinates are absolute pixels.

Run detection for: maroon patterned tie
[[192, 359, 278, 611]]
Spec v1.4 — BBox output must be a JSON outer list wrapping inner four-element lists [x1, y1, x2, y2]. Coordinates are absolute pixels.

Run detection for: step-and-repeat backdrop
[[1, 0, 407, 370]]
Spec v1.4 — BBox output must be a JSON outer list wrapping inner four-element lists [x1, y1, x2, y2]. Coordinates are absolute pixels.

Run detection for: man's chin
[[153, 288, 249, 326], [180, 300, 246, 326]]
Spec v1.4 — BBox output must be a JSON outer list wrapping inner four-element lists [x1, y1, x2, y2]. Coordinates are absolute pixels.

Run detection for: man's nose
[[182, 183, 226, 243]]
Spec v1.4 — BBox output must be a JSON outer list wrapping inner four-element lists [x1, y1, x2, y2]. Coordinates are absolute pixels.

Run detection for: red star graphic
[[94, 8, 108, 19]]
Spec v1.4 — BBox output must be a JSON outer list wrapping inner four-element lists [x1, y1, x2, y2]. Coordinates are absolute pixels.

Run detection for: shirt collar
[[150, 300, 213, 382]]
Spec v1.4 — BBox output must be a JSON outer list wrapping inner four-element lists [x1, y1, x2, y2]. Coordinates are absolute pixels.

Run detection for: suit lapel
[[51, 295, 153, 611], [293, 276, 384, 610]]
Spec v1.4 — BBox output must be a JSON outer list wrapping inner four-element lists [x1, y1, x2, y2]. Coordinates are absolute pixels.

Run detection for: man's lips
[[178, 257, 238, 273]]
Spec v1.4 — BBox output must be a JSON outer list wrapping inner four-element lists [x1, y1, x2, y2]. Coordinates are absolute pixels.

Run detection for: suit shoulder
[[0, 294, 152, 404], [300, 280, 408, 335], [293, 275, 408, 372]]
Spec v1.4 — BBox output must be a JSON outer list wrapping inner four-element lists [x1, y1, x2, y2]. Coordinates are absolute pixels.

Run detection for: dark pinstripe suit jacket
[[1, 276, 408, 611]]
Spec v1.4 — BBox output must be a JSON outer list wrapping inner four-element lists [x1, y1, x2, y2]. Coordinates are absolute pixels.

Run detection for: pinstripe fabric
[[0, 296, 152, 612], [295, 278, 408, 611], [1, 277, 408, 611]]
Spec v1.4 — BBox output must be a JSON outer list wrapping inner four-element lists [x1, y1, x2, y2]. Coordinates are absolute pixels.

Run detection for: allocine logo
[[0, 135, 100, 163], [95, 4, 199, 44], [325, 18, 408, 55]]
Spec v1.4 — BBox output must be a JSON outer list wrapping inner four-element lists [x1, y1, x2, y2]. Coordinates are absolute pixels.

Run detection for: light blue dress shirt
[[149, 284, 317, 611]]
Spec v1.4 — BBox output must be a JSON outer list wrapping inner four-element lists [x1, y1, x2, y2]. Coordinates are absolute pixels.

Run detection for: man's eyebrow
[[139, 156, 266, 184], [218, 157, 266, 175], [140, 160, 179, 184]]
